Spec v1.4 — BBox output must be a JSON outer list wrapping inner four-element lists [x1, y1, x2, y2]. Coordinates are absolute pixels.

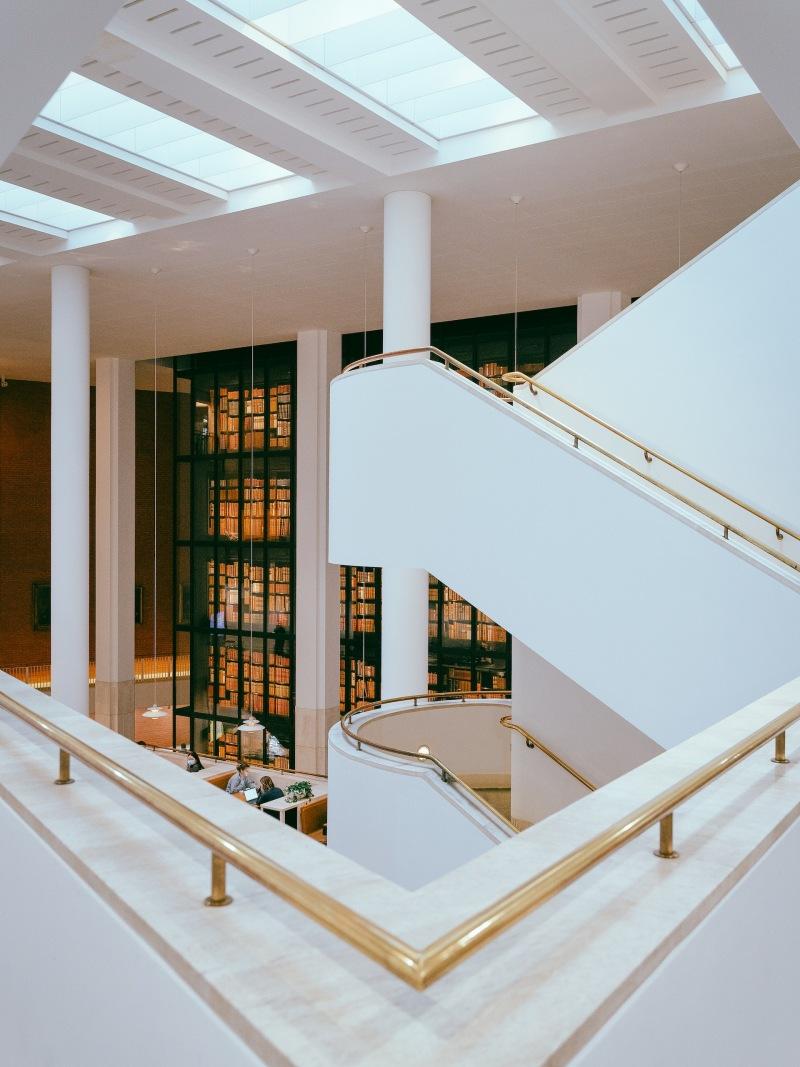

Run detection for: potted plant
[[285, 780, 313, 803]]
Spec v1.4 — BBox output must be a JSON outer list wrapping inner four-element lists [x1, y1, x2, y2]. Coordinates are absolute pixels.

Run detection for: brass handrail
[[342, 348, 800, 574], [341, 690, 518, 835], [501, 368, 800, 550], [1, 680, 797, 989], [499, 715, 596, 792]]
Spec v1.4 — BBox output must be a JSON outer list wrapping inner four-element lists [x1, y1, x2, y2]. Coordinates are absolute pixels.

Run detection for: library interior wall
[[328, 720, 501, 890], [0, 380, 173, 667], [570, 814, 800, 1067], [0, 795, 264, 1067], [329, 360, 800, 749], [542, 181, 800, 528]]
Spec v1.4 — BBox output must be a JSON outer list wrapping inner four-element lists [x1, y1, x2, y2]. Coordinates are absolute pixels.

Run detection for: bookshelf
[[339, 565, 381, 712], [428, 577, 511, 694], [172, 343, 296, 769], [340, 305, 576, 701]]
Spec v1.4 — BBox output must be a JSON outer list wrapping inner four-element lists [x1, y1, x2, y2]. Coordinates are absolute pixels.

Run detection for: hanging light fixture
[[144, 266, 167, 720], [358, 224, 370, 707], [673, 162, 689, 269], [238, 248, 265, 739], [237, 714, 264, 733], [510, 195, 522, 374]]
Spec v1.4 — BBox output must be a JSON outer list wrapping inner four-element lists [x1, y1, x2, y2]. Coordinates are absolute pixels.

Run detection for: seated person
[[225, 761, 256, 794], [185, 750, 204, 773], [257, 775, 296, 827], [256, 775, 284, 806]]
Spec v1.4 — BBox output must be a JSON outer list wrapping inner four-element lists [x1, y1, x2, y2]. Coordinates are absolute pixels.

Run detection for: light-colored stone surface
[[3, 669, 800, 1065], [294, 703, 339, 776], [94, 678, 135, 738]]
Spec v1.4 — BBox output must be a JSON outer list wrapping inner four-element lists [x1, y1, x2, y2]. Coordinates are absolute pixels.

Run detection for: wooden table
[[260, 794, 313, 825]]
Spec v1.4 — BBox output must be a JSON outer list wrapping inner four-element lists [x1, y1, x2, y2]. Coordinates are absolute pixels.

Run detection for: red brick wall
[[0, 380, 173, 666]]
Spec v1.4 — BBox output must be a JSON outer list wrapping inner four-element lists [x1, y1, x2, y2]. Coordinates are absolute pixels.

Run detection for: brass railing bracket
[[204, 854, 233, 908], [54, 749, 75, 786], [499, 715, 596, 791], [771, 731, 790, 765], [654, 813, 679, 860]]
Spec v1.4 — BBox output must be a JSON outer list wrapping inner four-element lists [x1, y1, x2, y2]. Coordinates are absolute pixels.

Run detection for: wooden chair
[[299, 796, 327, 843]]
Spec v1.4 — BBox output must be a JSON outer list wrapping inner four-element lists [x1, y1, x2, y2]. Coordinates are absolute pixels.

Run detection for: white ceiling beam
[[29, 117, 228, 204], [554, 0, 725, 100], [396, 0, 597, 121], [10, 136, 206, 220], [700, 0, 800, 146], [78, 53, 326, 180], [102, 0, 437, 180], [0, 0, 123, 166], [482, 0, 656, 112], [0, 211, 67, 239]]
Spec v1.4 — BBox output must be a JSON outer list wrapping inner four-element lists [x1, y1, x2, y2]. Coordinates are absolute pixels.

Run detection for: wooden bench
[[206, 771, 234, 791], [299, 795, 327, 843]]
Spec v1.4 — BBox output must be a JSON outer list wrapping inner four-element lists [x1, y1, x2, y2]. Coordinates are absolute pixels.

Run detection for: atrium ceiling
[[0, 0, 798, 379]]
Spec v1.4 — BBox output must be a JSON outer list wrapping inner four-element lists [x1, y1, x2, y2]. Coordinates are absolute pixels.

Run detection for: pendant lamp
[[144, 266, 167, 719], [238, 248, 265, 738]]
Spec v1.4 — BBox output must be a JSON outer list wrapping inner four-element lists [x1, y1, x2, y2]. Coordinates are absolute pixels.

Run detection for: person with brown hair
[[256, 775, 284, 806], [225, 761, 255, 794]]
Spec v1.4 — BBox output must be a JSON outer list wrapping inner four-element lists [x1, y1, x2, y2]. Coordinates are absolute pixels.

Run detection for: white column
[[51, 265, 90, 715], [577, 291, 631, 342], [381, 191, 431, 698], [296, 329, 341, 773], [95, 357, 136, 736]]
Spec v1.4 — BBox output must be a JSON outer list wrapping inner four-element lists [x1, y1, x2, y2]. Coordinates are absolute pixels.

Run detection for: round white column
[[51, 265, 90, 715], [381, 191, 431, 698]]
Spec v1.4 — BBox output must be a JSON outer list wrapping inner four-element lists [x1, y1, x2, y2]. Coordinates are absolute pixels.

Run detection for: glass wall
[[339, 305, 578, 707], [172, 343, 296, 767]]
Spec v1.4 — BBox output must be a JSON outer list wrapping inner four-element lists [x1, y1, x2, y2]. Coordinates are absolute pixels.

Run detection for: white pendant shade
[[143, 703, 167, 719], [237, 715, 265, 733]]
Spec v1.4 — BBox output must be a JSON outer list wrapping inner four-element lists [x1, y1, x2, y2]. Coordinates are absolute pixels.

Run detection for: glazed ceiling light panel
[[0, 178, 113, 232], [673, 0, 741, 69], [41, 72, 293, 190], [398, 0, 593, 120], [217, 0, 536, 137]]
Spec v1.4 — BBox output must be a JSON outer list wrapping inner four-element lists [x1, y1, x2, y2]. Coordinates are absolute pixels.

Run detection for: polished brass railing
[[343, 347, 800, 573], [501, 367, 800, 552], [499, 715, 596, 792], [0, 678, 797, 989], [341, 690, 518, 835]]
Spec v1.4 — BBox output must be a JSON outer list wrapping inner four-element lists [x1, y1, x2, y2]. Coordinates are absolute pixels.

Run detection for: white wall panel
[[541, 181, 800, 529], [330, 360, 800, 749]]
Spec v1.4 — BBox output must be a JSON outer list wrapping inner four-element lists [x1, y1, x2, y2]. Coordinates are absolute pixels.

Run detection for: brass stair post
[[654, 813, 679, 859], [204, 853, 233, 907], [54, 749, 74, 785], [772, 731, 790, 765]]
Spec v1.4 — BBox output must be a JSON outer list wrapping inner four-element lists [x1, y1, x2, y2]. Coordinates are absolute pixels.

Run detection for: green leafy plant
[[285, 780, 313, 801]]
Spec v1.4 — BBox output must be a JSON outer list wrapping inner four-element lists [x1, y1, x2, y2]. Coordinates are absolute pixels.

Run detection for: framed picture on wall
[[135, 585, 144, 625], [32, 582, 50, 631]]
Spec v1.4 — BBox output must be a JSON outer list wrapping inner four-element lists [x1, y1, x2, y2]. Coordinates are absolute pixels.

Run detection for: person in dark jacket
[[186, 750, 204, 772], [256, 775, 283, 805]]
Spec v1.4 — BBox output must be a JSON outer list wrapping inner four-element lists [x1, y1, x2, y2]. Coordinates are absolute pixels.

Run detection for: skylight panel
[[219, 0, 536, 138], [0, 179, 113, 231], [674, 1, 741, 70], [41, 73, 292, 191]]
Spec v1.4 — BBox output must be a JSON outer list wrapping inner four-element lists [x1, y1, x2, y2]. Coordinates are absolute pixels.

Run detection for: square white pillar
[[380, 190, 432, 698], [51, 265, 90, 716], [577, 292, 631, 342], [95, 357, 136, 736], [295, 329, 341, 774]]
